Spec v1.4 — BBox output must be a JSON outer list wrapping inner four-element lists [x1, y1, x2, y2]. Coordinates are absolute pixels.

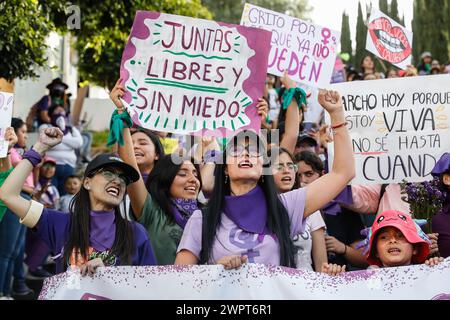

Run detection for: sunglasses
[[93, 168, 130, 186]]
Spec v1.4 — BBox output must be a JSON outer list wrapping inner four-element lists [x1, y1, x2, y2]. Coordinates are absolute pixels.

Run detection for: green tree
[[412, 0, 423, 63], [354, 1, 368, 69], [0, 0, 58, 81], [400, 13, 405, 26], [428, 0, 448, 64], [72, 0, 212, 90], [202, 0, 311, 25], [390, 0, 400, 22], [379, 0, 389, 15], [340, 11, 352, 60]]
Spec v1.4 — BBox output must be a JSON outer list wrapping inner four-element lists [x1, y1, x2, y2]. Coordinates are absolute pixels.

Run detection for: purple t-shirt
[[177, 188, 307, 265], [35, 209, 157, 273]]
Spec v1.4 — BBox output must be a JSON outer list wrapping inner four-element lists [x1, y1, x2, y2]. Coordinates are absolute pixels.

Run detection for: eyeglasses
[[95, 168, 130, 186], [275, 163, 298, 172], [227, 144, 263, 158]]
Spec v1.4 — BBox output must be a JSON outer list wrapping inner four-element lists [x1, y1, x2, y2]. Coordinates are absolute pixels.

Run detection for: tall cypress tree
[[390, 0, 400, 22], [412, 0, 422, 64], [379, 0, 389, 14], [429, 0, 448, 64], [447, 0, 450, 59], [354, 1, 368, 70], [340, 11, 353, 60]]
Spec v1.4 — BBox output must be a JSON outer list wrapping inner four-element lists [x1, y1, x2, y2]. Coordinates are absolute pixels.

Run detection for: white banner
[[240, 3, 340, 88], [0, 92, 14, 158], [327, 75, 450, 185], [39, 259, 450, 300], [365, 9, 413, 70]]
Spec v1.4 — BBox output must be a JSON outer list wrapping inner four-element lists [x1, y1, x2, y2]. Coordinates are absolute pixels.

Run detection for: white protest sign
[[327, 75, 450, 185], [120, 11, 272, 137], [240, 3, 340, 88], [366, 8, 413, 70], [39, 260, 450, 300], [0, 92, 14, 158]]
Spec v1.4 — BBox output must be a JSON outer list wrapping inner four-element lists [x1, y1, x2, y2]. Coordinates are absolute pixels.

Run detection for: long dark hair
[[63, 184, 134, 269], [268, 146, 298, 192], [145, 154, 202, 225], [200, 131, 296, 267]]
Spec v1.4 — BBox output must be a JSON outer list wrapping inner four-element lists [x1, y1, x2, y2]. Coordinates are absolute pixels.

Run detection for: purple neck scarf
[[89, 210, 116, 252], [322, 185, 354, 216], [171, 198, 199, 228], [223, 185, 270, 235], [141, 173, 149, 183]]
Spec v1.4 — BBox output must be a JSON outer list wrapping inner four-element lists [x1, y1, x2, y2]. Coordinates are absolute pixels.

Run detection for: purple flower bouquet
[[400, 177, 445, 234]]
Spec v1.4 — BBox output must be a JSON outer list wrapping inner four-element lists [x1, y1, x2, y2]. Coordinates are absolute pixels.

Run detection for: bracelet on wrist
[[330, 122, 348, 135]]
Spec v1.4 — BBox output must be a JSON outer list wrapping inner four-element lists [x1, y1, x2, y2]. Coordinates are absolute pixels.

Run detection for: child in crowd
[[33, 157, 60, 210], [59, 175, 81, 213], [325, 210, 444, 276]]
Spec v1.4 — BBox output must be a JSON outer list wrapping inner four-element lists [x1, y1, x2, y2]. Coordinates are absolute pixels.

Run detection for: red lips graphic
[[369, 17, 411, 64]]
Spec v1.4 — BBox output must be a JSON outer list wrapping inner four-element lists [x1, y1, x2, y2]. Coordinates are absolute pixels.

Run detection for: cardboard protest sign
[[240, 3, 340, 88], [0, 92, 14, 158], [366, 9, 413, 70], [328, 74, 450, 185], [40, 260, 450, 300], [120, 11, 271, 137]]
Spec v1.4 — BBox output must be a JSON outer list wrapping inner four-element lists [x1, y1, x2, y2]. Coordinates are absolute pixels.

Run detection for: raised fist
[[35, 127, 64, 154], [318, 89, 343, 115]]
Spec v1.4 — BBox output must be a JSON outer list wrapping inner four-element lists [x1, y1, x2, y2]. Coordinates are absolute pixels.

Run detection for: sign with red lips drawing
[[366, 9, 413, 70]]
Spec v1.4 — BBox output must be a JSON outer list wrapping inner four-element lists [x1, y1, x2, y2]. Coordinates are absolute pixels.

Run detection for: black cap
[[296, 132, 318, 147], [85, 153, 140, 184], [46, 77, 69, 90]]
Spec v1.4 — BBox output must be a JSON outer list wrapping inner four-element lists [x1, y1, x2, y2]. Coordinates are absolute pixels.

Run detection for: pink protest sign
[[120, 11, 271, 137]]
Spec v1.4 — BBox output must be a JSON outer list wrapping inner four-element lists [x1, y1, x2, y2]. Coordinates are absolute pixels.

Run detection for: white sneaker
[[0, 296, 14, 300]]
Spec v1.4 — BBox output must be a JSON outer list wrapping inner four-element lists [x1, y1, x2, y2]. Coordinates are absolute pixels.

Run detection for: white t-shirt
[[292, 211, 326, 271]]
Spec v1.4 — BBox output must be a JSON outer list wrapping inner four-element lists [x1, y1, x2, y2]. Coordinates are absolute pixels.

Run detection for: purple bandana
[[171, 198, 199, 228], [223, 185, 270, 236], [89, 210, 116, 252]]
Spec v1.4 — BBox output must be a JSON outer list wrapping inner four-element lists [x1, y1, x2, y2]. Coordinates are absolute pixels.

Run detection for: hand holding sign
[[4, 127, 18, 151], [256, 98, 268, 124], [110, 79, 126, 111]]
